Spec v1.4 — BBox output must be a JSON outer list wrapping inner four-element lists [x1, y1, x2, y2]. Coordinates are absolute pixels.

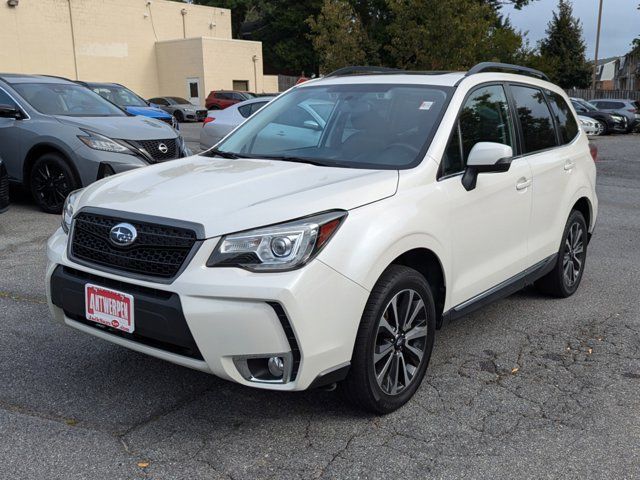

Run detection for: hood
[[55, 115, 177, 140], [79, 156, 398, 238], [124, 106, 171, 119]]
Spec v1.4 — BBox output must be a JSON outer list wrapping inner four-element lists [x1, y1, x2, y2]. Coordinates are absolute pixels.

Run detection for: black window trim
[[543, 88, 580, 146], [437, 81, 517, 181]]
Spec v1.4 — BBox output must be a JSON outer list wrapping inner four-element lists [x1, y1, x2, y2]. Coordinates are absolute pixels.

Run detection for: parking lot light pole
[[591, 0, 604, 93]]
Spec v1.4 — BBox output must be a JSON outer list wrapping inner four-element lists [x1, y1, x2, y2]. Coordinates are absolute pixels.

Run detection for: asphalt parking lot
[[0, 133, 639, 479]]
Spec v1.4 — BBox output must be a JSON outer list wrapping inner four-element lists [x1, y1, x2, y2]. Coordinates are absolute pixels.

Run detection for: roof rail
[[325, 66, 404, 77], [465, 62, 549, 81]]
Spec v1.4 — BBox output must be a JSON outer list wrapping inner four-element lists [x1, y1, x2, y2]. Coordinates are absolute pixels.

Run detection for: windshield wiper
[[204, 148, 240, 159]]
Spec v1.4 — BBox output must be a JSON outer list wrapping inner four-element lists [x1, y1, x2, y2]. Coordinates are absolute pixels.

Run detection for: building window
[[233, 80, 249, 91]]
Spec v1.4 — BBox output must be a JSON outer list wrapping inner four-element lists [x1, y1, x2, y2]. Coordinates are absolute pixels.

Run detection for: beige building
[[0, 0, 279, 106]]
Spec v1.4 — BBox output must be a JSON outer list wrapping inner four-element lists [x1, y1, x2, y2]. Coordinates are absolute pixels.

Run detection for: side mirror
[[461, 142, 513, 191], [303, 120, 321, 131], [0, 104, 23, 120]]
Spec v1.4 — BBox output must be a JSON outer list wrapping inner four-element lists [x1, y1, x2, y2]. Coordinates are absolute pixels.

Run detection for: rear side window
[[238, 104, 252, 118], [442, 84, 515, 177], [594, 100, 624, 109], [0, 88, 17, 107], [546, 91, 579, 144], [511, 85, 557, 154]]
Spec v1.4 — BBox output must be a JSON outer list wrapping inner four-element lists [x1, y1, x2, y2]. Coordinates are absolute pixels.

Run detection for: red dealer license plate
[[85, 284, 135, 334]]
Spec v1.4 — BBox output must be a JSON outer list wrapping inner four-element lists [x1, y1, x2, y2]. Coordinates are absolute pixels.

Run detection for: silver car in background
[[0, 74, 188, 213], [200, 96, 275, 150], [578, 115, 603, 136], [148, 96, 208, 123], [590, 98, 640, 133]]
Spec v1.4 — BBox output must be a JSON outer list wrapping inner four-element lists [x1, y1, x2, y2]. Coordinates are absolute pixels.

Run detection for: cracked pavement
[[0, 134, 639, 479]]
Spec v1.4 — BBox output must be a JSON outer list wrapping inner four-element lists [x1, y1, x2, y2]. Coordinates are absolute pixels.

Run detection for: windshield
[[168, 97, 191, 105], [214, 84, 451, 169], [90, 85, 147, 108], [14, 83, 126, 117]]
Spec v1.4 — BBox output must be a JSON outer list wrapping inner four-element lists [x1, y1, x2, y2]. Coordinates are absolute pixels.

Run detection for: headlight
[[61, 189, 83, 233], [207, 211, 347, 272], [184, 108, 196, 113], [78, 129, 132, 154], [579, 119, 587, 126]]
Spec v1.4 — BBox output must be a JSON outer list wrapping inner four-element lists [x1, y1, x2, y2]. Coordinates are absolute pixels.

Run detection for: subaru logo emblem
[[109, 223, 137, 246], [158, 143, 168, 154]]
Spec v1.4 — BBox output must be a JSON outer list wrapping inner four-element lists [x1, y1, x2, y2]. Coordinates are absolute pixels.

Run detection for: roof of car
[[0, 73, 76, 85], [592, 98, 635, 102], [299, 63, 556, 89]]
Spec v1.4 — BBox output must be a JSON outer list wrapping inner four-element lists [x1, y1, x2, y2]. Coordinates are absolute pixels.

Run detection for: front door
[[186, 78, 201, 107], [0, 87, 25, 182], [439, 84, 532, 307]]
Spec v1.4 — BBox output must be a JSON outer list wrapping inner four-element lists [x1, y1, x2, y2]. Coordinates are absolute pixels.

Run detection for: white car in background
[[200, 97, 275, 150], [578, 115, 603, 136]]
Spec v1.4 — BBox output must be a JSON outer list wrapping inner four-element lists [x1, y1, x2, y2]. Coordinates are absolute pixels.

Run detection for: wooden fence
[[567, 89, 640, 101]]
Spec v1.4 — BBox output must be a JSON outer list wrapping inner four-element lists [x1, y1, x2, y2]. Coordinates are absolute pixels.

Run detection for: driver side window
[[442, 85, 515, 177]]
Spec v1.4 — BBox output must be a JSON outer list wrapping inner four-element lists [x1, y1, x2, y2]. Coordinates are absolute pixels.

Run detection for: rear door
[[509, 85, 578, 264], [440, 84, 532, 306]]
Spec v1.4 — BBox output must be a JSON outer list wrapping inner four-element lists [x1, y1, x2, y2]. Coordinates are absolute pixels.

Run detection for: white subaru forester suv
[[47, 63, 597, 413]]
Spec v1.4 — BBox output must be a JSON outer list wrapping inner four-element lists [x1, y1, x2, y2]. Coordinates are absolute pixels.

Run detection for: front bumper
[[46, 228, 369, 391], [72, 144, 148, 186]]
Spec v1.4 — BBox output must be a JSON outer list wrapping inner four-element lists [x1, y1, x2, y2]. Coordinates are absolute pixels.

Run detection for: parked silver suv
[[0, 74, 189, 213], [590, 98, 640, 133]]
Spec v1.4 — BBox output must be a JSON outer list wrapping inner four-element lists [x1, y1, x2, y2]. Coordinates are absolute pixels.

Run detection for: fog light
[[267, 356, 285, 377]]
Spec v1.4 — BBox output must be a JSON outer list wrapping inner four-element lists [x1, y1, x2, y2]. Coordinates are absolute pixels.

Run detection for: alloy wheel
[[32, 162, 71, 211], [373, 289, 428, 395], [563, 222, 585, 287], [594, 121, 604, 136]]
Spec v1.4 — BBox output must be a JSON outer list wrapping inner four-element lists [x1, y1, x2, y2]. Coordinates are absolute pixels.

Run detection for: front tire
[[30, 153, 78, 214], [174, 110, 185, 123], [535, 210, 588, 298], [341, 265, 436, 414]]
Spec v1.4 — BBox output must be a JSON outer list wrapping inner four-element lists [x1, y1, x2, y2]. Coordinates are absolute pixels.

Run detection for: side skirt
[[441, 253, 557, 326]]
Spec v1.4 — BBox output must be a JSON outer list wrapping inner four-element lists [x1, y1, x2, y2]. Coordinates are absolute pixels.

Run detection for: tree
[[538, 0, 591, 88], [192, 0, 322, 75], [384, 0, 521, 71], [307, 0, 368, 74]]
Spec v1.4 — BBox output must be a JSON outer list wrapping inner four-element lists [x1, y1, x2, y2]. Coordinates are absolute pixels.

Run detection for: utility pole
[[591, 0, 603, 93]]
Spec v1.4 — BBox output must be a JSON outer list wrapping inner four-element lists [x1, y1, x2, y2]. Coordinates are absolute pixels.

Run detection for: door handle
[[564, 159, 576, 171], [516, 177, 531, 191]]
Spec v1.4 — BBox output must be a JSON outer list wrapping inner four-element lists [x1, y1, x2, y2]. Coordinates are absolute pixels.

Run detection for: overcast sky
[[502, 0, 639, 60]]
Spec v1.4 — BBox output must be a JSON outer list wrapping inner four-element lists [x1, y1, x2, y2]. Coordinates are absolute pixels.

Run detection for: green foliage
[[193, 0, 322, 74], [307, 0, 369, 74], [537, 0, 591, 88], [384, 0, 526, 70], [192, 0, 538, 75]]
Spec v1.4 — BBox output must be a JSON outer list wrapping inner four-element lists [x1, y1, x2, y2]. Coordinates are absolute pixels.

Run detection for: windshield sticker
[[419, 101, 434, 110]]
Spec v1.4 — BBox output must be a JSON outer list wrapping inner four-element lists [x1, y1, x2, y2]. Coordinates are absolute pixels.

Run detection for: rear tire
[[535, 210, 588, 298], [341, 265, 436, 414], [30, 153, 78, 214]]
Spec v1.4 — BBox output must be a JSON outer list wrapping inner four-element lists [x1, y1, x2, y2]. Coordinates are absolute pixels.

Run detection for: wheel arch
[[390, 248, 447, 328], [572, 196, 592, 231], [23, 143, 81, 188]]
